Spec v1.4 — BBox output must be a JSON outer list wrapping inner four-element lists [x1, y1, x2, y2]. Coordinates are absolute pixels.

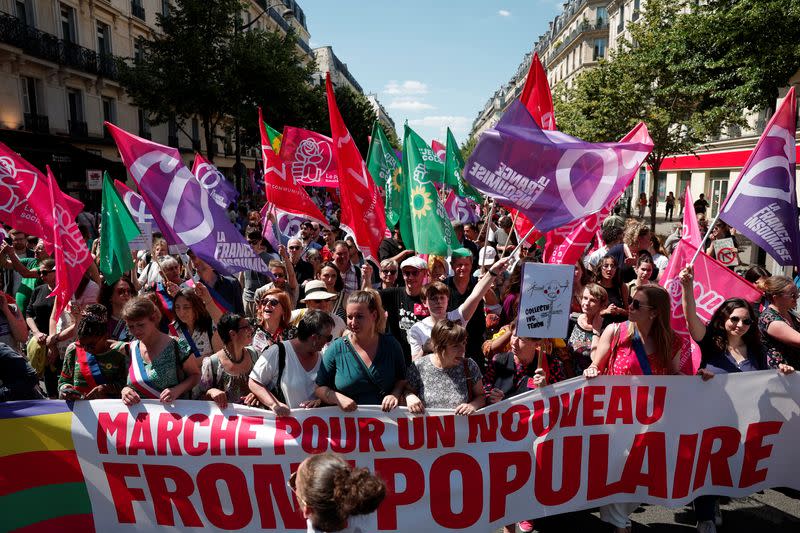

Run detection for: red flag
[[258, 108, 327, 226], [660, 240, 762, 375], [325, 74, 387, 260], [279, 126, 339, 188], [0, 141, 83, 246], [46, 166, 93, 320], [519, 52, 556, 131], [681, 184, 702, 247], [512, 209, 541, 245]]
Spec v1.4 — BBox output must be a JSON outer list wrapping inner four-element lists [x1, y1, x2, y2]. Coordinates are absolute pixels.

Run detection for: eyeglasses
[[402, 269, 422, 277], [288, 245, 302, 251], [260, 298, 281, 308], [116, 288, 131, 295], [728, 316, 753, 326], [381, 269, 398, 275], [629, 299, 653, 310]]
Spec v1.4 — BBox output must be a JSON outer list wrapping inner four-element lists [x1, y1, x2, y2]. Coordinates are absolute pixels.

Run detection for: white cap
[[478, 246, 497, 266], [400, 256, 428, 271]]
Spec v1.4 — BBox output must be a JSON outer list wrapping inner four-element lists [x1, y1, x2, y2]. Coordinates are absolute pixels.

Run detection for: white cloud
[[383, 80, 428, 96], [408, 115, 471, 137], [498, 9, 511, 17], [388, 99, 435, 111]]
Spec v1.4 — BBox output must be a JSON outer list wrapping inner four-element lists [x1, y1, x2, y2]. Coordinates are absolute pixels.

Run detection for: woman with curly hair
[[170, 288, 222, 360], [289, 452, 385, 533]]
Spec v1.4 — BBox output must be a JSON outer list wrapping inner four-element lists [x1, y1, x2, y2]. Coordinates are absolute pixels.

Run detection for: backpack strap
[[269, 341, 288, 404]]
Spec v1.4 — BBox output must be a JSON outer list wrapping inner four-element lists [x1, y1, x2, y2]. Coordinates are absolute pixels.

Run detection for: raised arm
[[459, 257, 511, 322], [679, 265, 707, 342]]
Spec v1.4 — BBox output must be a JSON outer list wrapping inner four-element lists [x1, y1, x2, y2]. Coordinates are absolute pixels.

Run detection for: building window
[[168, 118, 179, 147], [131, 0, 146, 21], [593, 38, 607, 61], [15, 0, 35, 27], [633, 0, 641, 21], [617, 5, 625, 34], [21, 77, 40, 115], [67, 88, 86, 136], [161, 0, 170, 18], [97, 22, 111, 54], [138, 109, 151, 139], [134, 38, 144, 62], [102, 97, 116, 124], [596, 6, 607, 26], [60, 4, 77, 43]]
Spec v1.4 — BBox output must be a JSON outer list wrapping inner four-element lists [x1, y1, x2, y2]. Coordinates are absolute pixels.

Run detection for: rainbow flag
[[0, 401, 95, 532]]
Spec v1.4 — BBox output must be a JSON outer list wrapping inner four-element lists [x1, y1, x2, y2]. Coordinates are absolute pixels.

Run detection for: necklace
[[223, 345, 244, 364]]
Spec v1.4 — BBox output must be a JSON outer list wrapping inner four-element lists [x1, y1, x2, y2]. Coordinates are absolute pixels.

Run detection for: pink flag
[[681, 184, 701, 247], [0, 141, 83, 246], [444, 190, 479, 224], [660, 240, 762, 375], [431, 140, 446, 162], [326, 74, 387, 260], [46, 166, 93, 320], [279, 126, 339, 188], [258, 109, 327, 227]]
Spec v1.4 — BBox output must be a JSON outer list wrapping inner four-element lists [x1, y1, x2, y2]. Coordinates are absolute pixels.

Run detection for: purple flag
[[106, 122, 268, 275], [464, 100, 653, 233], [261, 206, 305, 251], [719, 87, 800, 266], [444, 190, 479, 224], [191, 153, 239, 209]]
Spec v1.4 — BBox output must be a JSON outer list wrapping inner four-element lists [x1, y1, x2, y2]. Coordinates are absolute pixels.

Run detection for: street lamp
[[233, 2, 295, 193]]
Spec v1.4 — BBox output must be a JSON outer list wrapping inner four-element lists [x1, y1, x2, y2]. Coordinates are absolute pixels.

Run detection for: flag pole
[[479, 203, 495, 274], [499, 210, 520, 259]]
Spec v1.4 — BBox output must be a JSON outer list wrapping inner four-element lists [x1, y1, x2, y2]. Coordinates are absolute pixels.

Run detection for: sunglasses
[[260, 298, 281, 308], [116, 288, 131, 295], [288, 245, 302, 251], [402, 269, 422, 277], [729, 316, 753, 326], [381, 269, 398, 275], [287, 471, 305, 505], [629, 299, 653, 310], [272, 272, 286, 278]]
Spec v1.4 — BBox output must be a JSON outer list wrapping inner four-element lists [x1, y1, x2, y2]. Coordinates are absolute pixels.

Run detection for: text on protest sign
[[517, 262, 574, 338]]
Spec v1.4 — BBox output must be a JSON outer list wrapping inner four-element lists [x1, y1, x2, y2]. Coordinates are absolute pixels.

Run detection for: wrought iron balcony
[[23, 113, 49, 134], [168, 135, 180, 148], [131, 1, 146, 21], [69, 120, 88, 138], [0, 12, 119, 80]]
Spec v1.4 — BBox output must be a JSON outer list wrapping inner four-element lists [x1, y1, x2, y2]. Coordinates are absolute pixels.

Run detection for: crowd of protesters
[[1, 191, 799, 533]]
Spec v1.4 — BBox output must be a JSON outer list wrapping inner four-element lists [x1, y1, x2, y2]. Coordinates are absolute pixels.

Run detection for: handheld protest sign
[[128, 221, 152, 251], [713, 237, 739, 267], [517, 262, 574, 338]]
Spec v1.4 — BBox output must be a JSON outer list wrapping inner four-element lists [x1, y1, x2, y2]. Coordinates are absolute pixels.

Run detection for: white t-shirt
[[249, 341, 320, 408], [289, 309, 345, 351], [407, 309, 463, 358]]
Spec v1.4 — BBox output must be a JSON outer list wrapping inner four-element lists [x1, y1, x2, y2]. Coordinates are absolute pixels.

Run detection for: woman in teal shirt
[[316, 289, 406, 411]]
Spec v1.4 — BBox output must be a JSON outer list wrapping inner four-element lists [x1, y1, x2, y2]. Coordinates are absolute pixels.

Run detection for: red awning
[[658, 146, 800, 171]]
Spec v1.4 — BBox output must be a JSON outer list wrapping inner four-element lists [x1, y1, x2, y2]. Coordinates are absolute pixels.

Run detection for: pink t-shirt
[[606, 321, 679, 376]]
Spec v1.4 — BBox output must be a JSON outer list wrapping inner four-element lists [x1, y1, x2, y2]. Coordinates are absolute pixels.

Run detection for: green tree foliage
[[117, 0, 319, 162], [554, 0, 746, 231]]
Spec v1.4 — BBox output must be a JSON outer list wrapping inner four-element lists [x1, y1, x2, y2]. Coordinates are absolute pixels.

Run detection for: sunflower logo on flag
[[391, 167, 402, 193], [410, 185, 433, 219]]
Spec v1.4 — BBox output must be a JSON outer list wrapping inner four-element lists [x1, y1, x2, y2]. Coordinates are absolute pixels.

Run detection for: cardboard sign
[[713, 237, 739, 267], [128, 221, 152, 251], [517, 262, 574, 338]]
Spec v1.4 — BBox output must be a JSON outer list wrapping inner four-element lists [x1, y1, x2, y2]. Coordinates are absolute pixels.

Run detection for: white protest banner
[[4, 373, 800, 532], [713, 237, 740, 267], [517, 262, 574, 338], [128, 221, 151, 251]]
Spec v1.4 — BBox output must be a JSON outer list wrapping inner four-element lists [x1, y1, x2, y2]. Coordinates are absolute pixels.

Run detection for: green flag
[[401, 125, 458, 255], [99, 172, 141, 285], [366, 122, 402, 226], [445, 127, 483, 204], [264, 121, 282, 153], [405, 126, 445, 183]]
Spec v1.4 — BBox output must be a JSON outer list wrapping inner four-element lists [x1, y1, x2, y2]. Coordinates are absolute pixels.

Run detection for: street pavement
[[495, 488, 800, 532]]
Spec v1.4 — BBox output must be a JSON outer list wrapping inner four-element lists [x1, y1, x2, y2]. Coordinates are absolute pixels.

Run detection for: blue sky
[[300, 1, 561, 144]]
